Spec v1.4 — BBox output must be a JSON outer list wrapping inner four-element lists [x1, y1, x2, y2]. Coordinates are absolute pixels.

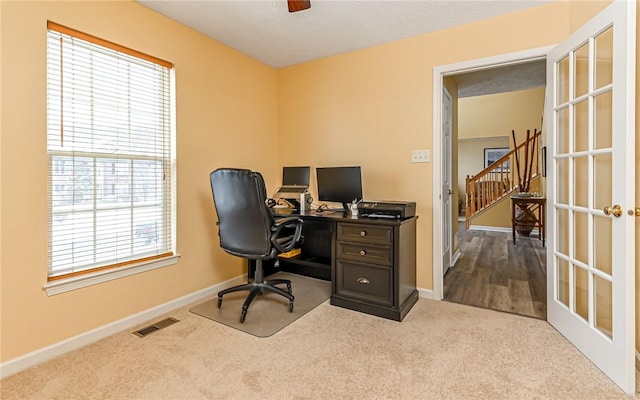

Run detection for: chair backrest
[[210, 168, 275, 259]]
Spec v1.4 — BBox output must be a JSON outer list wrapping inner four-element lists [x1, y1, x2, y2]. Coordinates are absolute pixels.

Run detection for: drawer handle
[[360, 231, 366, 237], [357, 277, 370, 284], [359, 250, 366, 256]]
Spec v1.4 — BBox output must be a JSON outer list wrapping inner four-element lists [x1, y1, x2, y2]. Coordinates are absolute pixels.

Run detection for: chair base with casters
[[210, 168, 303, 324], [217, 259, 294, 323]]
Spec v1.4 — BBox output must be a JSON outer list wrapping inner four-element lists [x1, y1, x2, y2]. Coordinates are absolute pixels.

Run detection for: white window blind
[[47, 22, 175, 280]]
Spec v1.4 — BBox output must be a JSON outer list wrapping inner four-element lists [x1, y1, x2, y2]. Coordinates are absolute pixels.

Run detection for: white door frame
[[431, 45, 553, 300]]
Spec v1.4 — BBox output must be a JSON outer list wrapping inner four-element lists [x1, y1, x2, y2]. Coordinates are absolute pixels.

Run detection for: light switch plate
[[412, 149, 430, 163]]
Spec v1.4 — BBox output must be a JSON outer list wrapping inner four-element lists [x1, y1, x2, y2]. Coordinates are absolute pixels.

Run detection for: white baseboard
[[417, 287, 436, 300], [468, 225, 512, 233], [468, 225, 541, 237], [451, 249, 461, 267], [0, 274, 246, 379]]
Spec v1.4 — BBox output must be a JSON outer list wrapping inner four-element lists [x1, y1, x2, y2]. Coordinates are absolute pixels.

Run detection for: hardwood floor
[[444, 223, 547, 319]]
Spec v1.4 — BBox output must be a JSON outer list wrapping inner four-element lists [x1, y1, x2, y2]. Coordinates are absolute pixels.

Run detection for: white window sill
[[43, 254, 181, 296]]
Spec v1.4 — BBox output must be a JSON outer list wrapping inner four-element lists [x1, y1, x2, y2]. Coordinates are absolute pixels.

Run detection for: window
[[47, 22, 175, 282]]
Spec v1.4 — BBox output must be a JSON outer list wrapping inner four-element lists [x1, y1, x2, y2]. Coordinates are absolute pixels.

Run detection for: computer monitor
[[316, 166, 363, 210], [282, 166, 310, 187]]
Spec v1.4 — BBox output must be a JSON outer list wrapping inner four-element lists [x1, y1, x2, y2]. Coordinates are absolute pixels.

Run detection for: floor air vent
[[133, 317, 179, 338]]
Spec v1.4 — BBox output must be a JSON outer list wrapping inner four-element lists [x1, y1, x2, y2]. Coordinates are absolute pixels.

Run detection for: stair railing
[[465, 130, 541, 227]]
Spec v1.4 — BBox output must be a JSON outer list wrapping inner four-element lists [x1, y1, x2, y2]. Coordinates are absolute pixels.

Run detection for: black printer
[[357, 200, 416, 219]]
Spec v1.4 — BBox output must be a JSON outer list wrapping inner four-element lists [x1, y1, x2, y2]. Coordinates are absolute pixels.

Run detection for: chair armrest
[[272, 216, 301, 228], [271, 217, 303, 253]]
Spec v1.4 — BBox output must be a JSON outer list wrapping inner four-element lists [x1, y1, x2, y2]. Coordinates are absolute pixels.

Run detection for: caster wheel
[[289, 302, 294, 313], [240, 310, 247, 323], [217, 297, 222, 308]]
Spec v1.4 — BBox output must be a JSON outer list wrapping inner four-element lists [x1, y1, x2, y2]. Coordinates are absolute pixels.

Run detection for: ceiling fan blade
[[288, 0, 311, 13]]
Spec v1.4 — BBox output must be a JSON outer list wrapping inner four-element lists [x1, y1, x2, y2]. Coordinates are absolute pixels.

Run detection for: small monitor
[[282, 166, 310, 186], [316, 166, 363, 210]]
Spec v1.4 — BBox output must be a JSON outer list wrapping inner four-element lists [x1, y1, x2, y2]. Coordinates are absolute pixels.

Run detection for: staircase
[[465, 130, 541, 228]]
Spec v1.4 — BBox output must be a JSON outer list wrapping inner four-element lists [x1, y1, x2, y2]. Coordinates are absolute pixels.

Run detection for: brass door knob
[[603, 204, 623, 218], [628, 207, 640, 217]]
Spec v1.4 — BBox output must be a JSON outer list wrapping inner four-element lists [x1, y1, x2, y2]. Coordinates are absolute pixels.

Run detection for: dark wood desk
[[267, 209, 418, 321], [510, 196, 546, 247]]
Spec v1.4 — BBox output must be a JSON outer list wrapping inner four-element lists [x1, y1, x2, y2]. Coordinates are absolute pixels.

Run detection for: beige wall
[[458, 87, 545, 142], [278, 2, 571, 292], [2, 0, 639, 365], [471, 196, 512, 230], [1, 1, 278, 362]]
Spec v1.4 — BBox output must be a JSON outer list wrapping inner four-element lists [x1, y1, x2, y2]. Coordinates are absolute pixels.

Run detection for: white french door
[[545, 0, 636, 394]]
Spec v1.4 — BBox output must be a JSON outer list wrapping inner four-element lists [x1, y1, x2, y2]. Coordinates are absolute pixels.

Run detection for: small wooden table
[[511, 196, 546, 247]]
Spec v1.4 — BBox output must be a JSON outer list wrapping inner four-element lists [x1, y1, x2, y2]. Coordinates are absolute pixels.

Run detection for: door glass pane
[[594, 215, 612, 275], [593, 154, 612, 211], [574, 42, 590, 98], [557, 107, 570, 154], [574, 156, 588, 208], [594, 27, 613, 89], [556, 208, 569, 256], [574, 100, 589, 152], [557, 257, 570, 307], [556, 158, 569, 204], [557, 56, 570, 104], [594, 275, 612, 339], [574, 264, 589, 321], [594, 90, 613, 149], [574, 211, 588, 265]]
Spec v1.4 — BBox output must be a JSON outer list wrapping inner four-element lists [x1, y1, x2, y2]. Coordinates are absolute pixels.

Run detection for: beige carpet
[[2, 297, 639, 399], [189, 272, 330, 337]]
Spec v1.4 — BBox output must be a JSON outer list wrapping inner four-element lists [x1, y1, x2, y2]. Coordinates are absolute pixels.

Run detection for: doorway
[[446, 62, 548, 319], [431, 46, 553, 314]]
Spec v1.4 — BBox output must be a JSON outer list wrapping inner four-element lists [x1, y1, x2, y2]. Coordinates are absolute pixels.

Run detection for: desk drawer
[[336, 242, 392, 266], [335, 260, 392, 306], [337, 223, 392, 246]]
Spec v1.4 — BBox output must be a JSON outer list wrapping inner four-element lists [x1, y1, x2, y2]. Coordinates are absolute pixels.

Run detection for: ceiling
[[138, 0, 548, 96], [138, 0, 549, 68], [455, 60, 546, 98]]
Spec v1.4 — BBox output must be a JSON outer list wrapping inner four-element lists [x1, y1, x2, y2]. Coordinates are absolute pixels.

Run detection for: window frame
[[45, 22, 179, 294]]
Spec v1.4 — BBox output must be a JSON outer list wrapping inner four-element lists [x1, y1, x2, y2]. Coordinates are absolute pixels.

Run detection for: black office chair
[[210, 168, 303, 323]]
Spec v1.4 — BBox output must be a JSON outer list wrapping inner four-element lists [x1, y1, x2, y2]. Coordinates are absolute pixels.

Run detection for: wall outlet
[[411, 149, 430, 163]]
